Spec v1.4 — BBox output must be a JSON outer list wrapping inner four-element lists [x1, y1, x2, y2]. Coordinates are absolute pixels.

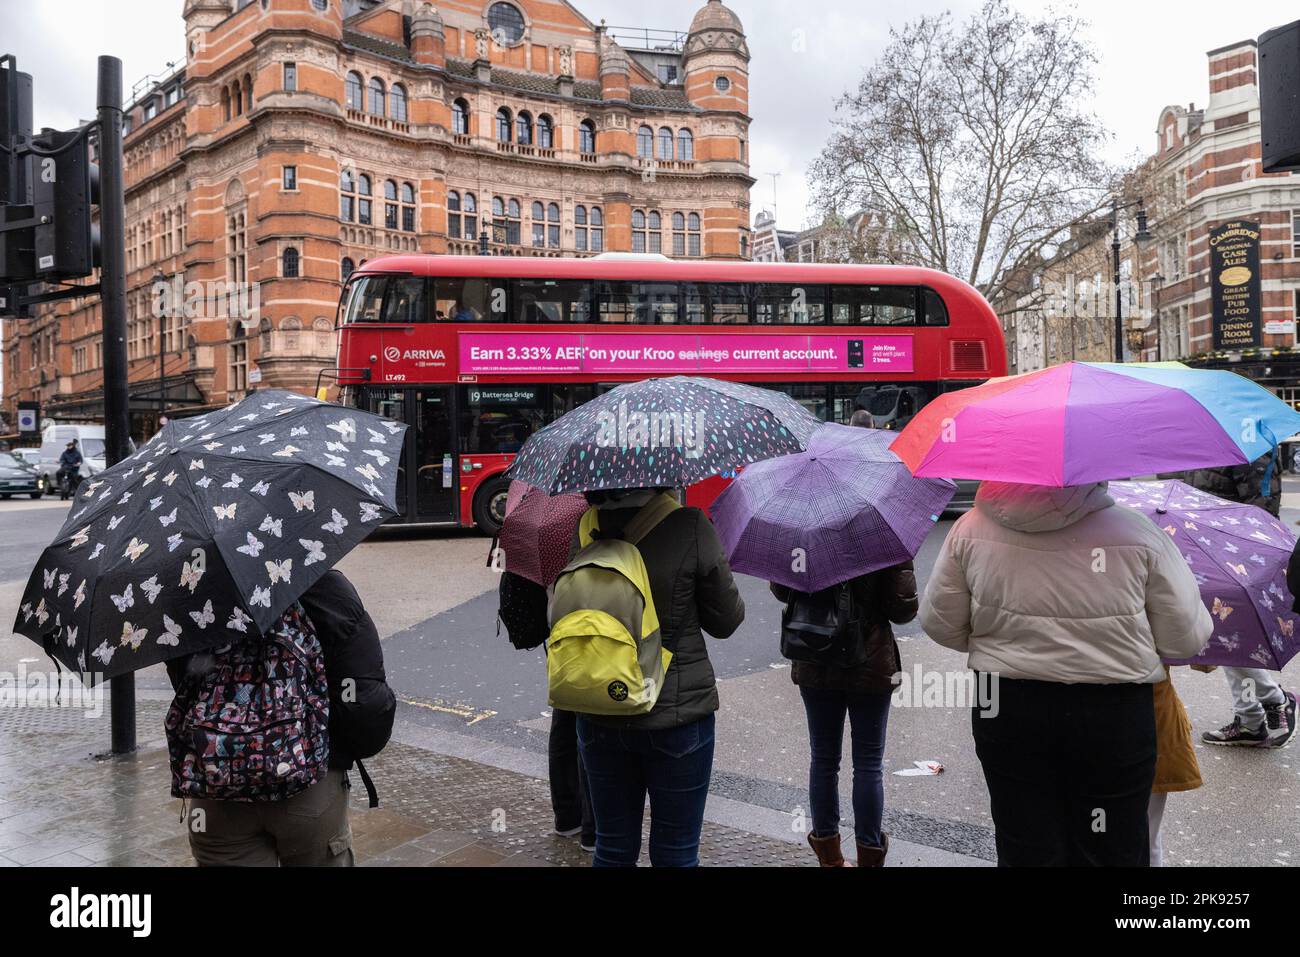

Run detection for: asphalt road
[[4, 485, 1300, 865]]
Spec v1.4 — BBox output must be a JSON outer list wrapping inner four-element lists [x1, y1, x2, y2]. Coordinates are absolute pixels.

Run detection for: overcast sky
[[4, 0, 1291, 231]]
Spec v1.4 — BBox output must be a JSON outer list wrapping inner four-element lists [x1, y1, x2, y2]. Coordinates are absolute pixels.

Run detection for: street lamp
[[1110, 197, 1153, 362], [1151, 272, 1165, 362], [478, 227, 490, 256], [151, 270, 176, 432]]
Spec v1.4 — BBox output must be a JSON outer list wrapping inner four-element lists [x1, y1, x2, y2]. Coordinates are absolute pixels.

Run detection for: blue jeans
[[576, 713, 715, 867], [800, 687, 891, 847]]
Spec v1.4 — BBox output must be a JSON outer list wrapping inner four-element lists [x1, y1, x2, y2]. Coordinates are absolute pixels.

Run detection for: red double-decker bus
[[332, 254, 1006, 533]]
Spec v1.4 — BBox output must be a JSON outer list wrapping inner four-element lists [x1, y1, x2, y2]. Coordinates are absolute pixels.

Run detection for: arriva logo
[[384, 346, 445, 362]]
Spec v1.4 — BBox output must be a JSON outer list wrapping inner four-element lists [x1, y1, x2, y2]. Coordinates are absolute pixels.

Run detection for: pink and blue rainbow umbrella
[[891, 361, 1300, 487]]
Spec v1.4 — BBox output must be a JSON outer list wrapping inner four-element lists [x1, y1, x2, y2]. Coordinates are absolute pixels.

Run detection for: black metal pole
[[99, 55, 134, 755], [1112, 199, 1124, 363]]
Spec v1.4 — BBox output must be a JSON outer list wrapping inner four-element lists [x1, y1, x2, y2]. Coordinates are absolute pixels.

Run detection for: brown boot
[[807, 831, 851, 867], [856, 833, 889, 867]]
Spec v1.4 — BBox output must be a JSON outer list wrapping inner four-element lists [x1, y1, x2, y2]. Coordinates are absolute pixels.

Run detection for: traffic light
[[30, 126, 101, 279], [0, 57, 34, 282]]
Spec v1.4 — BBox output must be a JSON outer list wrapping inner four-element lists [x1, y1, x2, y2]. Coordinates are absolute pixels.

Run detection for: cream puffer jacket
[[920, 481, 1212, 684]]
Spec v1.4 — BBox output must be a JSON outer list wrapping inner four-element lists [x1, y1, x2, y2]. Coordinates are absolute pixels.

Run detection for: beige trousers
[[186, 769, 354, 867]]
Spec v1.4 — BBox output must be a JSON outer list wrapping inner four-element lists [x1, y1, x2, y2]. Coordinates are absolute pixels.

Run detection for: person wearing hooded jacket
[[572, 487, 745, 868], [920, 481, 1212, 867]]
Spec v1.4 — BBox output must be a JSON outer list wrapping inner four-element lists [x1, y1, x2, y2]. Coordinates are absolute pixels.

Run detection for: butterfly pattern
[[1111, 480, 1300, 670], [12, 389, 406, 678]]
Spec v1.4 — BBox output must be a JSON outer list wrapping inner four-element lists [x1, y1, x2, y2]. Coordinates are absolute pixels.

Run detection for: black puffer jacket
[[580, 503, 745, 731], [1187, 451, 1282, 517], [771, 561, 917, 695], [166, 570, 396, 771]]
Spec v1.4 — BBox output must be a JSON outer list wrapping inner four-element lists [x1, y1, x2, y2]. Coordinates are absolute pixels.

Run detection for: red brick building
[[1134, 40, 1300, 398], [3, 0, 754, 437]]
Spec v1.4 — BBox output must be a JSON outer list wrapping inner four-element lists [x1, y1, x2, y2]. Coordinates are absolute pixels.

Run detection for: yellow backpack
[[545, 493, 678, 716]]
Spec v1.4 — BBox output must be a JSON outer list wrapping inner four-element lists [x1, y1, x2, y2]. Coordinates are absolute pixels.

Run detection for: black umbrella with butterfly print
[[12, 390, 407, 680]]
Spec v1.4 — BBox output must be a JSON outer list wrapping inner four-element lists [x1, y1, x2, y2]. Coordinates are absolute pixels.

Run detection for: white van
[[35, 424, 110, 493]]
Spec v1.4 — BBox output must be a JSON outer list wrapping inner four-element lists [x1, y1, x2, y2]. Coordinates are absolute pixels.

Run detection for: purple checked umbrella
[[711, 423, 956, 592], [1110, 480, 1300, 669]]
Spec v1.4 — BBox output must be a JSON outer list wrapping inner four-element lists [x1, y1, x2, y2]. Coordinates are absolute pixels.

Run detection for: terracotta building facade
[[3, 0, 754, 436], [1134, 40, 1300, 397]]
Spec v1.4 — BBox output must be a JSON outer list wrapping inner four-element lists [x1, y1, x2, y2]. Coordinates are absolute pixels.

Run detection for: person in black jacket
[[573, 487, 745, 867], [167, 570, 396, 866], [772, 563, 916, 867], [769, 410, 918, 867]]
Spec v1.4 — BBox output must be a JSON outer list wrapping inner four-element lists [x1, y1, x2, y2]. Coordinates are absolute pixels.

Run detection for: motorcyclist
[[56, 441, 83, 499]]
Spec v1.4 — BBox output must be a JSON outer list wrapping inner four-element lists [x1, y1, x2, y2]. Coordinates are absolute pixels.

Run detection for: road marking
[[398, 695, 497, 726]]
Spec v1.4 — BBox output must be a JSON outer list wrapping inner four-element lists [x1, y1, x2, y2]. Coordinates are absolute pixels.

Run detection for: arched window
[[671, 212, 686, 256], [463, 191, 478, 240], [536, 114, 553, 149], [452, 98, 470, 135], [384, 180, 399, 229], [589, 206, 604, 252], [282, 246, 299, 278], [632, 209, 647, 253], [390, 83, 407, 123], [221, 86, 231, 121], [648, 210, 662, 254], [357, 174, 372, 225], [232, 82, 243, 117], [401, 181, 416, 231], [345, 72, 363, 110], [687, 213, 702, 257], [368, 77, 385, 115], [492, 196, 505, 218], [339, 169, 356, 221], [531, 202, 545, 247], [636, 125, 653, 159], [677, 128, 694, 161], [516, 111, 532, 145], [579, 119, 596, 154], [547, 202, 560, 249], [341, 257, 355, 280], [448, 190, 462, 239], [244, 74, 252, 113], [496, 107, 512, 142], [657, 127, 674, 161]]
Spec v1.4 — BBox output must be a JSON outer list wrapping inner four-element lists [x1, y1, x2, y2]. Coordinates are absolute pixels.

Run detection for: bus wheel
[[472, 476, 512, 536]]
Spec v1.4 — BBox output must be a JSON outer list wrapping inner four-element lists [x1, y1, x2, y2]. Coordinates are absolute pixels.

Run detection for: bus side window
[[922, 287, 949, 326], [708, 283, 750, 324], [380, 277, 430, 324], [435, 278, 492, 322]]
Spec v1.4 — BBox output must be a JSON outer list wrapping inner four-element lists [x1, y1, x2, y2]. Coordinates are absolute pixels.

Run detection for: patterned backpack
[[165, 604, 331, 802]]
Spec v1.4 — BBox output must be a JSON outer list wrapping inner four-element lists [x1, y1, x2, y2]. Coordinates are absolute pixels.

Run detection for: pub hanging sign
[[1210, 219, 1262, 349]]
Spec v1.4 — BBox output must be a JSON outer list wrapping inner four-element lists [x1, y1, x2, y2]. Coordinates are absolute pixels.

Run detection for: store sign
[[1210, 220, 1262, 349], [457, 331, 915, 376]]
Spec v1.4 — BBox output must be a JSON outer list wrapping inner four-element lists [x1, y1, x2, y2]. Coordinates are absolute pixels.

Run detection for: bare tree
[[809, 0, 1116, 302]]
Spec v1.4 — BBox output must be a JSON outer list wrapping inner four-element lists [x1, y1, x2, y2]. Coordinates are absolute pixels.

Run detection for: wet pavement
[[5, 489, 1300, 866]]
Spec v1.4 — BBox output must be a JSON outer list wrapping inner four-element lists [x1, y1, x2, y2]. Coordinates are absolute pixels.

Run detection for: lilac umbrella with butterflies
[[1110, 479, 1300, 670], [12, 389, 407, 680]]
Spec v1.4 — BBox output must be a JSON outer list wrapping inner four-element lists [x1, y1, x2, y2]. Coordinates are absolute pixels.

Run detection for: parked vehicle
[[0, 451, 47, 500]]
